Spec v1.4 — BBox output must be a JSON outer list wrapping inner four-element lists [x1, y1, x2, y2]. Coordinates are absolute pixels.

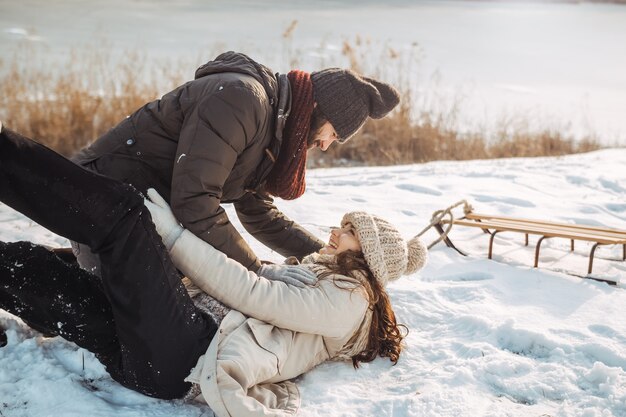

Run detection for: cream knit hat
[[341, 211, 428, 286]]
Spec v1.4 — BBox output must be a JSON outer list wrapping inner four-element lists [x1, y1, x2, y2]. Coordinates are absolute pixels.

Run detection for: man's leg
[[0, 128, 217, 398]]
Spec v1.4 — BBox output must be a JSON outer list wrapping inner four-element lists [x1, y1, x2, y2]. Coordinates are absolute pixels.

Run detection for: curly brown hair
[[319, 250, 408, 368]]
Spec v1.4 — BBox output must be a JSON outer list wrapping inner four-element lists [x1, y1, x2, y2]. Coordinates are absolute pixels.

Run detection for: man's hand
[[144, 188, 184, 250], [257, 264, 318, 288]]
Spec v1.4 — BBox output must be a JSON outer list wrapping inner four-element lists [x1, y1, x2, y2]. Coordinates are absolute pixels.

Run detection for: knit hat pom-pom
[[362, 76, 401, 119], [406, 236, 428, 275]]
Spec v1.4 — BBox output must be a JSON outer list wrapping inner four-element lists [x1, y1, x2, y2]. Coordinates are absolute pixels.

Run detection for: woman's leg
[[0, 127, 217, 398], [0, 241, 120, 362], [0, 128, 137, 251]]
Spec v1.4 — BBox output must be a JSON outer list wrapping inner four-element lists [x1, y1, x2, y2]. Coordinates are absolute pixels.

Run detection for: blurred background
[[1, 0, 625, 166]]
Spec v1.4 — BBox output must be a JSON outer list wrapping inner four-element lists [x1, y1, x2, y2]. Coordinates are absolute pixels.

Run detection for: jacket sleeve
[[234, 191, 325, 260], [171, 85, 265, 271], [169, 230, 368, 338]]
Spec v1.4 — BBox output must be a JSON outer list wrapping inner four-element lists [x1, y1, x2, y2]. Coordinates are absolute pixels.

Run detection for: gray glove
[[257, 264, 318, 288]]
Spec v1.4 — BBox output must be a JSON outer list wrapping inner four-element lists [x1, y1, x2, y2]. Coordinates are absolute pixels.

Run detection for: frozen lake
[[2, 0, 626, 144]]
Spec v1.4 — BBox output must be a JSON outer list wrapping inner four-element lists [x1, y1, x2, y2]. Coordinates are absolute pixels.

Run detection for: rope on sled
[[415, 199, 473, 250]]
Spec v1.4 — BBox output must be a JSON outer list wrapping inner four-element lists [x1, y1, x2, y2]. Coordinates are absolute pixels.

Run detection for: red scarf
[[264, 70, 314, 200]]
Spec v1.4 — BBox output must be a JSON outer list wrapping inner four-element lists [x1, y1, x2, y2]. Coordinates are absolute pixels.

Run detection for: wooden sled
[[433, 206, 626, 285]]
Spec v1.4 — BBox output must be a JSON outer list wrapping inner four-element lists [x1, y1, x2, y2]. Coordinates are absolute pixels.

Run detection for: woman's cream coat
[[168, 230, 370, 417]]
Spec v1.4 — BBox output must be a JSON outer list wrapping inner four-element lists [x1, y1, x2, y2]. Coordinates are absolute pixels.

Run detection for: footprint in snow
[[599, 178, 626, 194], [311, 190, 331, 195], [549, 328, 587, 340], [588, 324, 626, 344], [496, 328, 554, 360], [463, 171, 516, 180], [395, 183, 442, 196], [566, 175, 589, 186], [563, 216, 604, 227], [435, 272, 494, 282], [472, 194, 535, 208], [577, 343, 626, 372], [450, 341, 486, 359], [606, 203, 626, 213], [440, 286, 484, 304]]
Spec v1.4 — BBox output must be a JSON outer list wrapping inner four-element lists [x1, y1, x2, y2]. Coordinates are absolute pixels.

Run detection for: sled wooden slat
[[451, 219, 626, 244], [438, 213, 626, 277], [465, 213, 626, 239]]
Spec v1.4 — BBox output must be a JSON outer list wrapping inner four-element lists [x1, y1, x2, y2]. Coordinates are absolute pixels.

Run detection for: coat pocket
[[246, 319, 292, 376], [72, 118, 137, 166]]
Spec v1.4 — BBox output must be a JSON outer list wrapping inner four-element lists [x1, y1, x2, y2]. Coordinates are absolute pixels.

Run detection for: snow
[[1, 149, 626, 416]]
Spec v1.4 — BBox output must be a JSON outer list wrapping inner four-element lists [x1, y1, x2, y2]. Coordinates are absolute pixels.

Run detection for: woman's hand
[[144, 188, 184, 250], [257, 264, 318, 288]]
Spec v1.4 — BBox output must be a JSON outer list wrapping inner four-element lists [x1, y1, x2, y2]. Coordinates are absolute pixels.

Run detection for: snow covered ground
[[1, 149, 625, 416]]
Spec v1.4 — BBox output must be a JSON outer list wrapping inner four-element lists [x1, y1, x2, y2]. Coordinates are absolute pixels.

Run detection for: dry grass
[[0, 46, 187, 155], [309, 98, 602, 167], [307, 36, 602, 167], [0, 39, 603, 164]]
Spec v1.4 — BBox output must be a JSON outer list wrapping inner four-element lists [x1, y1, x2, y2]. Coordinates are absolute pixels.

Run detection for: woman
[[0, 124, 427, 416]]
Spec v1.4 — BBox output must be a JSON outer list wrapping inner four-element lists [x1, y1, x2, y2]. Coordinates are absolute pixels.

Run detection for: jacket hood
[[195, 51, 278, 104]]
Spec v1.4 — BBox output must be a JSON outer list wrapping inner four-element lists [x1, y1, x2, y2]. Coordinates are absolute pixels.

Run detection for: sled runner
[[428, 200, 626, 284]]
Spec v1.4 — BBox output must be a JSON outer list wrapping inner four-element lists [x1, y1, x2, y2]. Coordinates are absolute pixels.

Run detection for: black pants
[[0, 128, 218, 399]]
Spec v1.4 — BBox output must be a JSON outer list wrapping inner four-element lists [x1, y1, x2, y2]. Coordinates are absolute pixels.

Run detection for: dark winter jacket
[[72, 52, 324, 270]]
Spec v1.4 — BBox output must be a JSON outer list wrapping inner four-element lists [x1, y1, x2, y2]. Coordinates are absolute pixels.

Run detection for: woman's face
[[319, 224, 361, 255]]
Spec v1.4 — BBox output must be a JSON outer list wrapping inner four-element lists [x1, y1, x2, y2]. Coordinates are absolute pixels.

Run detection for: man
[[71, 51, 400, 274]]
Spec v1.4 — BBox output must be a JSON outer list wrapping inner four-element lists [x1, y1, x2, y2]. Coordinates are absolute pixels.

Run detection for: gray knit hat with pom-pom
[[311, 68, 400, 142], [341, 211, 428, 286]]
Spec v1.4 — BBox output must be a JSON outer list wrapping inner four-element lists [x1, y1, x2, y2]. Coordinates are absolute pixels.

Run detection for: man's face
[[308, 121, 339, 151]]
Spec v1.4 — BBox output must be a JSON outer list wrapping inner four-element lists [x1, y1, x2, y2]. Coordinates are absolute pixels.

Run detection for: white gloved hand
[[144, 188, 184, 250], [257, 264, 318, 288]]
